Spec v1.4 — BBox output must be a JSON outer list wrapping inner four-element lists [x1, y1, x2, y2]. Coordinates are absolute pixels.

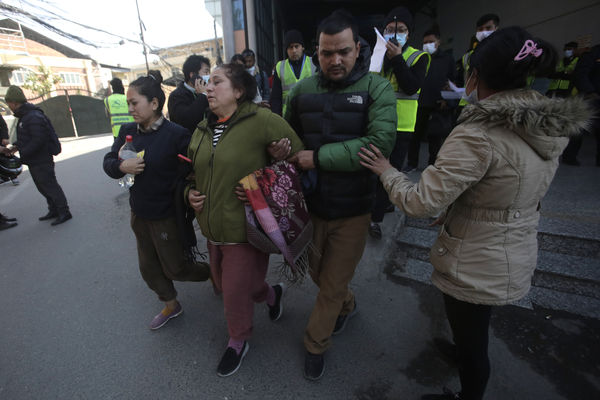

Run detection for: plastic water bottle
[[118, 135, 137, 188]]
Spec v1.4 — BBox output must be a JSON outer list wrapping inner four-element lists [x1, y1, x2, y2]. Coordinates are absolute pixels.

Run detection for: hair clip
[[147, 74, 157, 81], [514, 40, 543, 61]]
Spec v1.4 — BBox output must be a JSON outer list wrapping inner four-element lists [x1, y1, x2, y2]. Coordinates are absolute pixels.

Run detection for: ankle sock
[[228, 338, 245, 355]]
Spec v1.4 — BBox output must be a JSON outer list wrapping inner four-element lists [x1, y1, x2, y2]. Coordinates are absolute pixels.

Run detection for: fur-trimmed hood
[[458, 89, 592, 160]]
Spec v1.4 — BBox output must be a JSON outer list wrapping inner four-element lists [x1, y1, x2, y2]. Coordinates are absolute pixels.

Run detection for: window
[[10, 69, 28, 84], [59, 72, 82, 85]]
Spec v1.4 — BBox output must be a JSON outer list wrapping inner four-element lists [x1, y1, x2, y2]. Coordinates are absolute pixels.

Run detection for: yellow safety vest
[[276, 55, 315, 115], [459, 50, 474, 107], [380, 46, 431, 132], [104, 94, 134, 137], [548, 57, 579, 94]]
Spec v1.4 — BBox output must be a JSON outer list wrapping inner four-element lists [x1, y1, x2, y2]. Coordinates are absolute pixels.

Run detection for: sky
[[1, 0, 222, 66]]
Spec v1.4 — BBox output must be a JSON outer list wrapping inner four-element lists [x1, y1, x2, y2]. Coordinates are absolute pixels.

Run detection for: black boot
[[39, 211, 58, 221], [0, 220, 17, 231], [0, 213, 17, 222], [51, 211, 72, 226]]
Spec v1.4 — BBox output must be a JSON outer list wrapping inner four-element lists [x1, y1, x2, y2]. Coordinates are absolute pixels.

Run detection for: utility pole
[[135, 0, 149, 73]]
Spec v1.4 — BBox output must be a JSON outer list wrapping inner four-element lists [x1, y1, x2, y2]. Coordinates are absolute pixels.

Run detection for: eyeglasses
[[384, 27, 408, 35]]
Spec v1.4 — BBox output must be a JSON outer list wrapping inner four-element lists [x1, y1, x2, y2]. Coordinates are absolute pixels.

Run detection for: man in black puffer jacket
[[285, 10, 396, 381], [6, 85, 71, 225]]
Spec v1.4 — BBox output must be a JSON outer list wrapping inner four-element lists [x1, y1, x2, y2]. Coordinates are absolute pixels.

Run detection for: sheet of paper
[[369, 27, 387, 72], [447, 80, 465, 93]]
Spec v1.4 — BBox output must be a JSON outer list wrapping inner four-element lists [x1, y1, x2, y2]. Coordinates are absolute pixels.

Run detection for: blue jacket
[[103, 119, 191, 219]]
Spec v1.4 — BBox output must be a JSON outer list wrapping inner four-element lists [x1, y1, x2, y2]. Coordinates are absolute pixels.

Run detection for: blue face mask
[[384, 33, 407, 47]]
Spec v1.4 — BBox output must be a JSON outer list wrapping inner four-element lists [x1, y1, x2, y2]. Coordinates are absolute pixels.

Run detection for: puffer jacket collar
[[458, 89, 591, 160]]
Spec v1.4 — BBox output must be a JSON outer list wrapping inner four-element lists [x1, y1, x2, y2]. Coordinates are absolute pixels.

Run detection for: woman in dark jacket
[[103, 70, 210, 330]]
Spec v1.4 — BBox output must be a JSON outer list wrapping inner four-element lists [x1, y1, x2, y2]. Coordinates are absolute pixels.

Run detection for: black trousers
[[443, 293, 492, 400], [28, 161, 69, 214], [371, 131, 411, 223], [561, 134, 583, 163]]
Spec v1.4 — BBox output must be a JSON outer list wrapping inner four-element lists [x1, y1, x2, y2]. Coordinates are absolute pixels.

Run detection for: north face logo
[[347, 95, 363, 104]]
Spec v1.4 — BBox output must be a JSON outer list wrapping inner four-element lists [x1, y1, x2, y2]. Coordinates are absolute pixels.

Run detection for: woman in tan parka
[[359, 27, 591, 400]]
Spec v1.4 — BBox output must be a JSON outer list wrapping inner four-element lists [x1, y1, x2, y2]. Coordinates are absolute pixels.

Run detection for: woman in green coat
[[187, 63, 303, 377]]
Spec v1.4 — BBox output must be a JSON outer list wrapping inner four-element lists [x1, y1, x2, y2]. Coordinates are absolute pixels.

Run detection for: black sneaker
[[368, 222, 382, 239], [421, 387, 461, 399], [304, 351, 325, 381], [0, 220, 17, 231], [0, 213, 16, 222], [39, 211, 58, 221], [332, 301, 357, 335], [268, 283, 285, 321], [216, 342, 249, 377]]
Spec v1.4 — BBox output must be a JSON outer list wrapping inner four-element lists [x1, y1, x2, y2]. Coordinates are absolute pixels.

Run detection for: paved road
[[0, 134, 598, 399]]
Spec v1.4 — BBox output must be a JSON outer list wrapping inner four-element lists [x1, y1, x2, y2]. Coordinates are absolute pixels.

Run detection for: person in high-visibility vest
[[548, 41, 579, 98], [457, 14, 500, 108], [104, 78, 134, 138], [551, 42, 583, 165], [271, 30, 316, 116], [369, 6, 430, 239]]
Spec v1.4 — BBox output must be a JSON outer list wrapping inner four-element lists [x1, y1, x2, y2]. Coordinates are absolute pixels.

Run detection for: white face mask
[[461, 74, 479, 104], [384, 33, 407, 47], [201, 75, 210, 84], [564, 49, 574, 58], [423, 43, 437, 54], [475, 30, 493, 42], [246, 66, 256, 75]]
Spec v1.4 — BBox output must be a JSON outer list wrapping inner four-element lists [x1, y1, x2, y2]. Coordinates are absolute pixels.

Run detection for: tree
[[22, 66, 62, 99]]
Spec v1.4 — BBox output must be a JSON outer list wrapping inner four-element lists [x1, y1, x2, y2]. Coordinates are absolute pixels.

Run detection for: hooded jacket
[[285, 38, 397, 220], [380, 90, 591, 305], [14, 103, 54, 165]]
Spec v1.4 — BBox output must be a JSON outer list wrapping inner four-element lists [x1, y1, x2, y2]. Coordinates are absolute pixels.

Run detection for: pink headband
[[514, 40, 543, 61]]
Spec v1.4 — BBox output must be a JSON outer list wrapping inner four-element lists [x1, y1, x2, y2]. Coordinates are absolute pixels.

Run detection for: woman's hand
[[358, 144, 393, 177], [119, 157, 145, 175], [235, 185, 250, 205], [385, 40, 403, 59], [267, 138, 292, 161], [188, 190, 206, 212]]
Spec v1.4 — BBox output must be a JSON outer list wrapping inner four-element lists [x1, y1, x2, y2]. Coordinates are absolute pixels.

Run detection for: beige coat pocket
[[430, 225, 463, 278]]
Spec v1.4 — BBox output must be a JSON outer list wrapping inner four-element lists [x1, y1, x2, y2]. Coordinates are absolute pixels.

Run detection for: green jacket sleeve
[[263, 110, 305, 154], [317, 75, 397, 171]]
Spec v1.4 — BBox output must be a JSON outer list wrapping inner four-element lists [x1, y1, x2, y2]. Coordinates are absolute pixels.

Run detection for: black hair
[[241, 49, 255, 59], [182, 55, 211, 83], [476, 13, 500, 28], [129, 70, 165, 115], [230, 53, 245, 64], [423, 27, 440, 39], [109, 78, 125, 94], [564, 41, 578, 49], [468, 26, 557, 91], [317, 9, 359, 43], [218, 63, 257, 104]]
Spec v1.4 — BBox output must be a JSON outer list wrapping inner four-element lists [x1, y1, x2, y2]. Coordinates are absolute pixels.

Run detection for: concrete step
[[405, 215, 600, 258], [393, 225, 600, 300], [385, 252, 600, 320]]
